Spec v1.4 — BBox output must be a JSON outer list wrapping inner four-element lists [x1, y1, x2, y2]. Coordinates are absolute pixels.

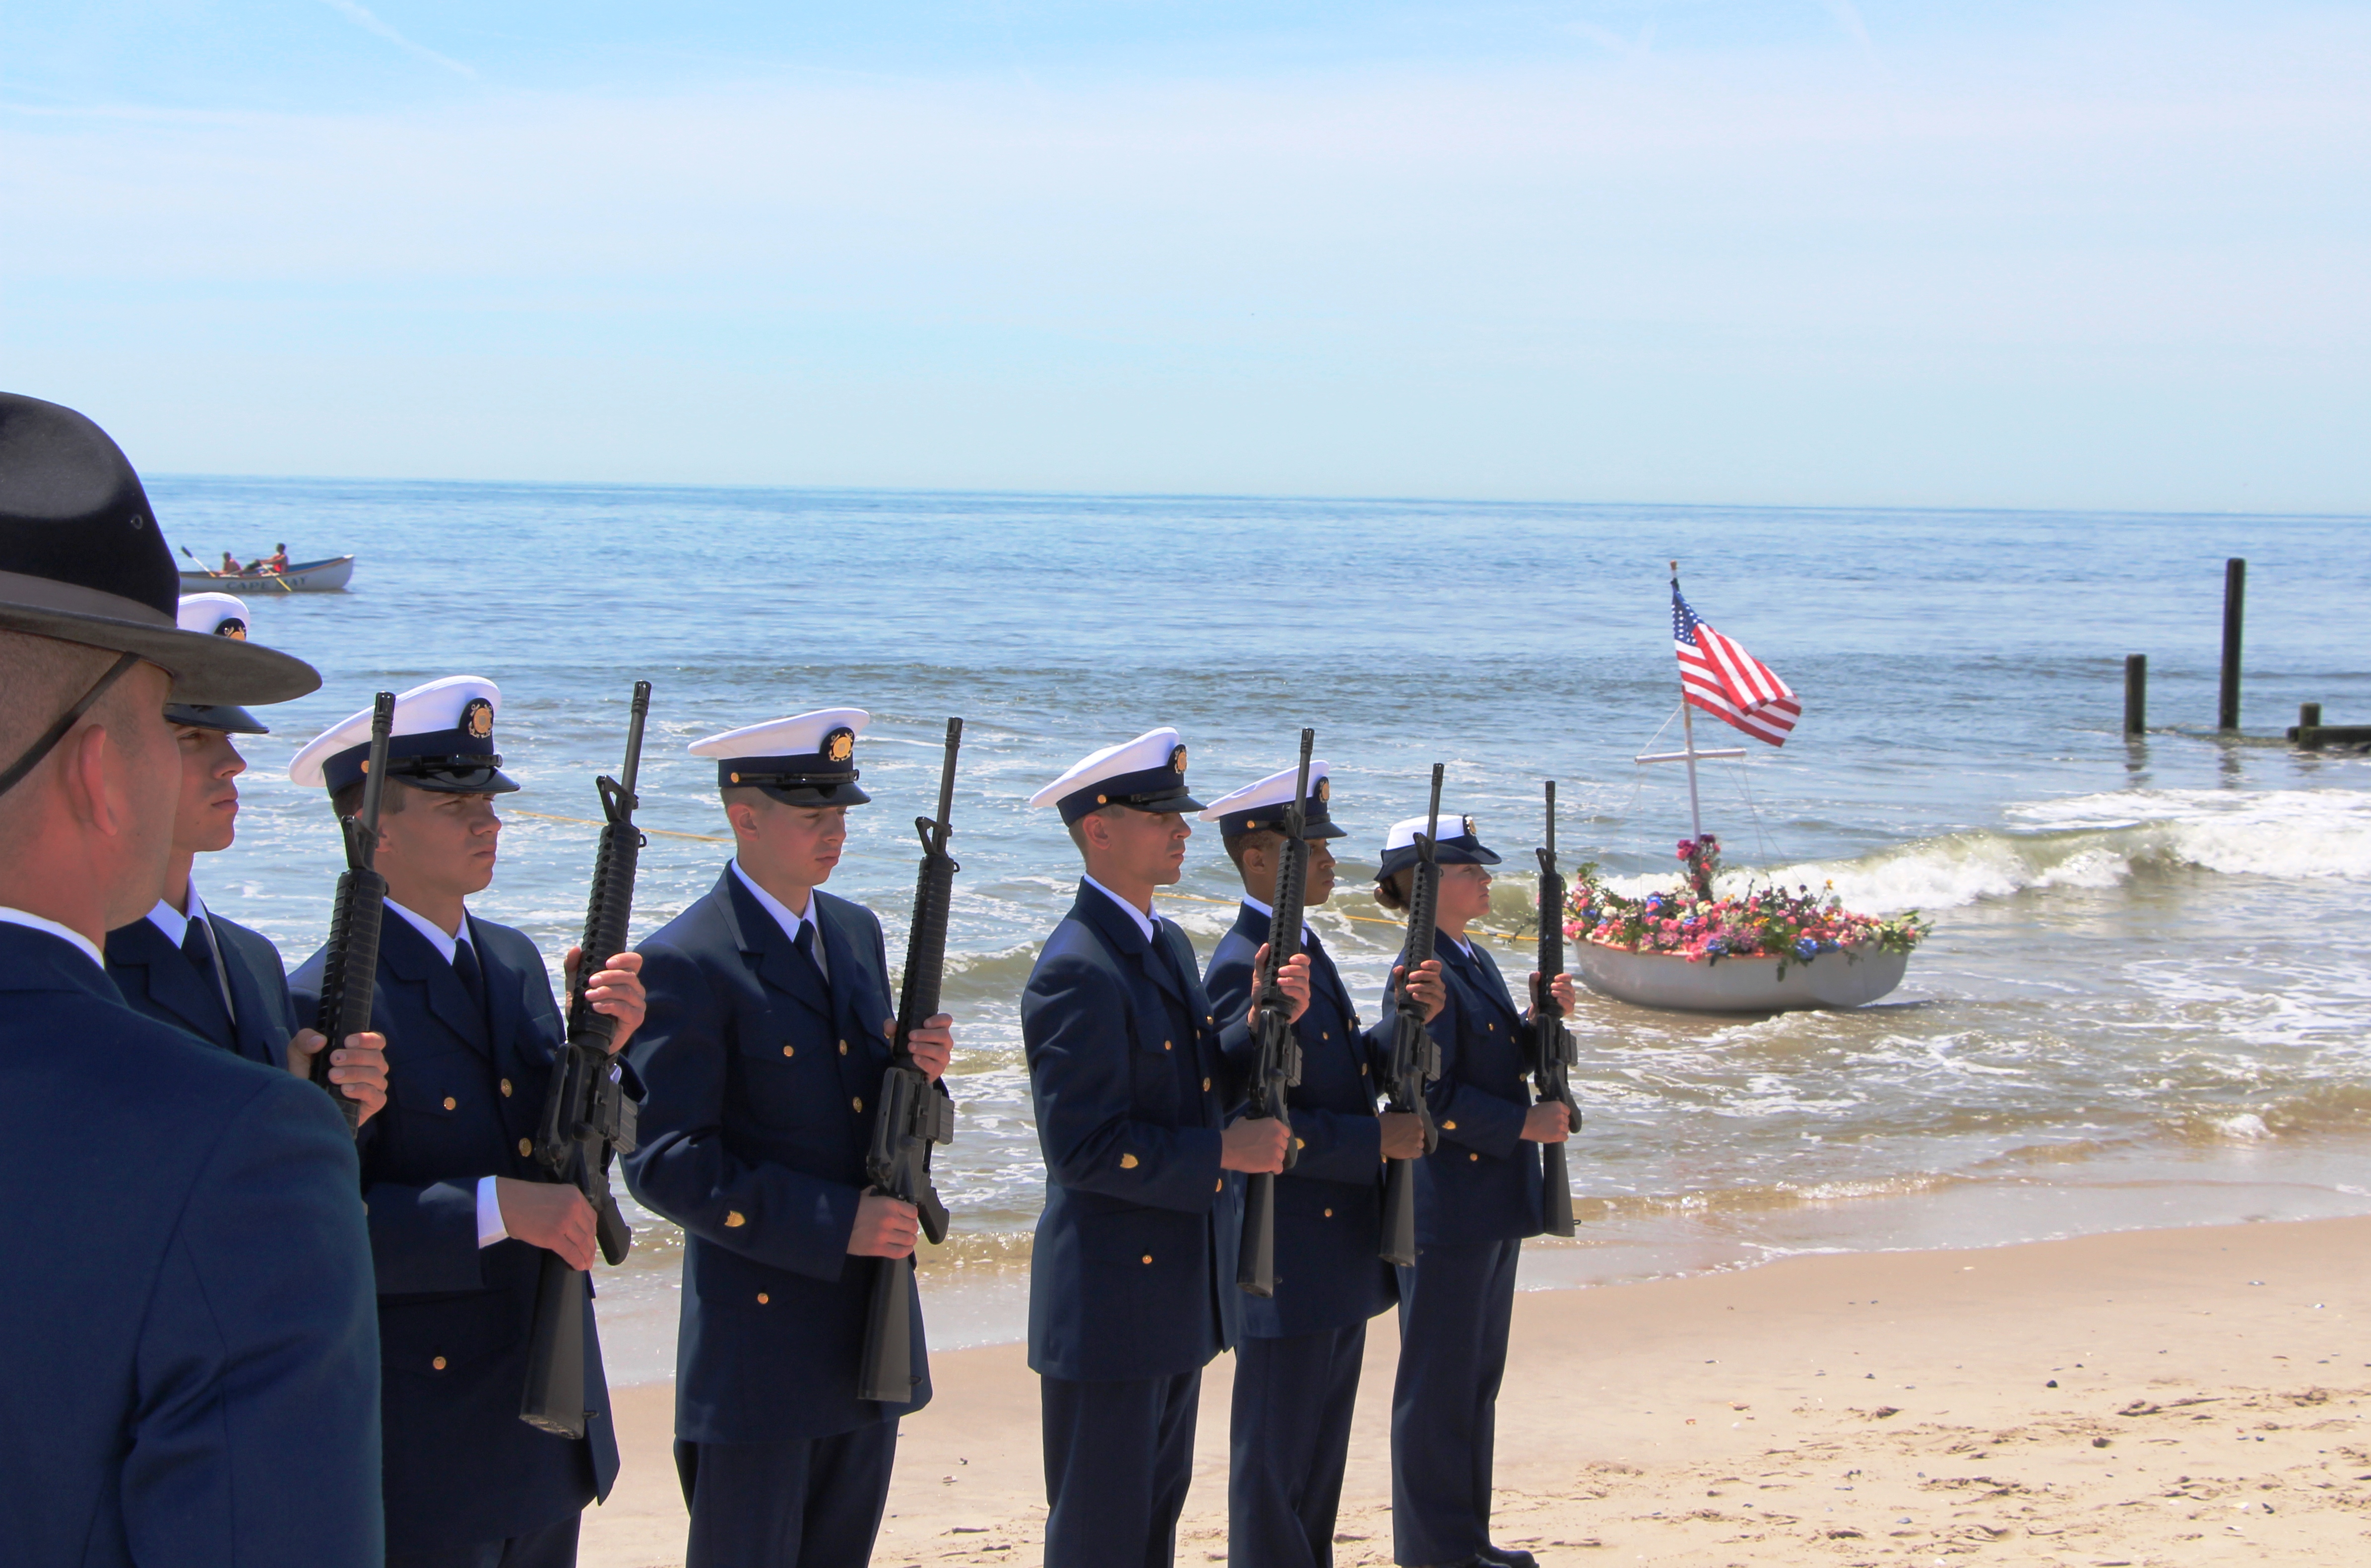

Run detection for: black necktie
[[792, 919, 820, 970], [452, 938, 488, 1023], [181, 918, 233, 1022]]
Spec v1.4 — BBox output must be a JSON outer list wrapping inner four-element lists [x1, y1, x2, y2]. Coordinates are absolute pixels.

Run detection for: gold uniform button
[[1215, 1179, 1224, 1192], [783, 1044, 795, 1058], [1141, 1254, 1153, 1265], [1294, 1137, 1306, 1150], [499, 1078, 512, 1098], [757, 1292, 770, 1305], [1488, 1023, 1497, 1032], [1360, 1064, 1368, 1075], [442, 1096, 457, 1111], [839, 1040, 849, 1055], [1203, 1077, 1212, 1092], [1162, 1040, 1173, 1052], [517, 1138, 533, 1157], [1121, 1154, 1140, 1169], [1323, 1208, 1334, 1218], [1469, 1152, 1480, 1161], [1321, 1030, 1330, 1039], [724, 1211, 746, 1228], [431, 1355, 447, 1371], [1442, 1120, 1457, 1131], [852, 1096, 864, 1112]]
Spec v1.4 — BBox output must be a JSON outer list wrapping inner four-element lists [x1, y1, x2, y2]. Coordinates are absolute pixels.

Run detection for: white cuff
[[475, 1175, 508, 1249]]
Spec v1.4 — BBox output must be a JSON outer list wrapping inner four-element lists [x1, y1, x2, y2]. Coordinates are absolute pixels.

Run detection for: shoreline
[[583, 1213, 2371, 1567]]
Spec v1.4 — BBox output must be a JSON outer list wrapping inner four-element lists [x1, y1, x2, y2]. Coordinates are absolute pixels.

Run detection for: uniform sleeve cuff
[[475, 1175, 507, 1248]]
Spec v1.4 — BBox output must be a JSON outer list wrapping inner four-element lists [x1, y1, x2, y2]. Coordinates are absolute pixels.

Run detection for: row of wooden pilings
[[2121, 558, 2366, 746]]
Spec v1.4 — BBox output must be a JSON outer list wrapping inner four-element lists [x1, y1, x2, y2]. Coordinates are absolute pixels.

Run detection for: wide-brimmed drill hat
[[0, 392, 319, 706]]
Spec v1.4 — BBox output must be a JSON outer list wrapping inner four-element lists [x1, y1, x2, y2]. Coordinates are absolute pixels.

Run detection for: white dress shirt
[[382, 897, 508, 1249], [1083, 874, 1160, 943], [0, 906, 104, 970], [730, 860, 830, 981]]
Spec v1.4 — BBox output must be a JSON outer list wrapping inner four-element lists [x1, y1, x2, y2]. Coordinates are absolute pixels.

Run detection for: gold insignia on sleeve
[[1170, 745, 1188, 773], [462, 698, 495, 740], [826, 728, 855, 762]]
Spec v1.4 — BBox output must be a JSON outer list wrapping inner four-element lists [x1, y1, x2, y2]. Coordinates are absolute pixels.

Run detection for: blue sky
[[2, 2, 2366, 508]]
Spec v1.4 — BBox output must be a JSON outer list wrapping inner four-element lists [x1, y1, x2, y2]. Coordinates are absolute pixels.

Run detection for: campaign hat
[[162, 594, 272, 735], [290, 676, 520, 795], [1376, 810, 1501, 881], [1196, 760, 1346, 841], [1031, 727, 1204, 824], [0, 392, 317, 706], [692, 708, 872, 807]]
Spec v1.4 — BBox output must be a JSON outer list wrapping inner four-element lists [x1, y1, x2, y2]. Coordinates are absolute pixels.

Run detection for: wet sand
[[583, 1215, 2371, 1566]]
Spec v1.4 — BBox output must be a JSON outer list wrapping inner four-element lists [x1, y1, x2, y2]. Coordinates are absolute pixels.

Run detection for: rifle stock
[[1532, 780, 1582, 1239], [309, 691, 395, 1135], [521, 681, 651, 1439], [1237, 729, 1314, 1299], [857, 717, 963, 1405], [1379, 763, 1446, 1267]]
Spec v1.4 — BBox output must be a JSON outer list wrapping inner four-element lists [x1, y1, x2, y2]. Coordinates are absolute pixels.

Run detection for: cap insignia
[[1170, 745, 1188, 774], [1315, 777, 1330, 805], [462, 698, 495, 741], [1462, 815, 1477, 836], [214, 619, 248, 640], [825, 727, 855, 763]]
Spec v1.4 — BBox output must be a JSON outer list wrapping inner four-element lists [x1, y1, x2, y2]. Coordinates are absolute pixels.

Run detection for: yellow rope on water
[[506, 809, 731, 844]]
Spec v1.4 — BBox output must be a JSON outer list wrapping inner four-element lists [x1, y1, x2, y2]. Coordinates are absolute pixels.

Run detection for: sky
[[1, 2, 2367, 509]]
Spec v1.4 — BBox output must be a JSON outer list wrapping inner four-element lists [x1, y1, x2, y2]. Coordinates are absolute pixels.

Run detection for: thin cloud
[[316, 0, 475, 78]]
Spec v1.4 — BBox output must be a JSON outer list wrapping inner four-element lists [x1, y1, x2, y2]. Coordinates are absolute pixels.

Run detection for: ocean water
[[153, 480, 2371, 1378]]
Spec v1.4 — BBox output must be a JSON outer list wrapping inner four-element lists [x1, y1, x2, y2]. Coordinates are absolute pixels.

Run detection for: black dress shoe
[[1487, 1548, 1540, 1568]]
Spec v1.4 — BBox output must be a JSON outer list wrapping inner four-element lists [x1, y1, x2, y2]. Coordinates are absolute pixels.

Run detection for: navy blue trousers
[[673, 1424, 898, 1568], [386, 1514, 579, 1568], [1041, 1369, 1204, 1568], [1229, 1322, 1367, 1568], [1390, 1239, 1520, 1567]]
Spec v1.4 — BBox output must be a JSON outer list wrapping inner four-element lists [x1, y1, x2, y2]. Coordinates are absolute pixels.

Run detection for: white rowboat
[[176, 556, 356, 593], [1574, 941, 1909, 1013]]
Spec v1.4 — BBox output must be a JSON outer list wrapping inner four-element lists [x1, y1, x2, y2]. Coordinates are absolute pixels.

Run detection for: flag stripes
[[1672, 583, 1800, 746]]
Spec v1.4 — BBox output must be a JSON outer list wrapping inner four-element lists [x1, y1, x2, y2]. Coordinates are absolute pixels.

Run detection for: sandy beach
[[579, 1214, 2371, 1566]]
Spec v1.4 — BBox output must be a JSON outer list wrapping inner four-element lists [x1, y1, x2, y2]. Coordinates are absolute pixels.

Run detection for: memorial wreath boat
[[176, 555, 356, 593], [1566, 567, 1928, 1014]]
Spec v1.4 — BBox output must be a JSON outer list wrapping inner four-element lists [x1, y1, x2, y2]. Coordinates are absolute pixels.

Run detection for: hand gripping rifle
[[520, 681, 650, 1439], [310, 691, 395, 1135], [1531, 781, 1582, 1239], [856, 717, 963, 1404], [1237, 728, 1314, 1299], [1379, 763, 1445, 1267]]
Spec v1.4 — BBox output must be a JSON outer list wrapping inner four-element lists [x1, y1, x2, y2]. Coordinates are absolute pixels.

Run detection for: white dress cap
[[176, 592, 253, 638], [687, 708, 870, 760], [289, 675, 504, 787], [1197, 761, 1334, 822], [1030, 727, 1204, 823]]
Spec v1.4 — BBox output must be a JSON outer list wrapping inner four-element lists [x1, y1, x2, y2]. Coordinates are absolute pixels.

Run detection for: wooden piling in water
[[2123, 655, 2147, 735], [2219, 558, 2245, 732]]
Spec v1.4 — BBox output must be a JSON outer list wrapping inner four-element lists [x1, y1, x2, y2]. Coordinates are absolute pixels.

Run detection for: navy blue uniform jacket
[[1400, 935, 1543, 1247], [1205, 902, 1397, 1338], [292, 910, 619, 1553], [106, 908, 300, 1069], [1021, 883, 1251, 1382], [0, 922, 383, 1566], [622, 870, 934, 1443]]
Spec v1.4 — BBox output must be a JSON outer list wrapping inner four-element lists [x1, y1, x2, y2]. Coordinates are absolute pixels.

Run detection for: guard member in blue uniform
[[623, 708, 959, 1568], [1373, 813, 1574, 1568], [1020, 728, 1312, 1568], [288, 677, 649, 1568], [105, 593, 388, 1117], [1196, 763, 1445, 1568], [0, 390, 382, 1566]]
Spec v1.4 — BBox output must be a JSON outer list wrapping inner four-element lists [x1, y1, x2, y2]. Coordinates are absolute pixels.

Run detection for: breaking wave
[[1600, 788, 2371, 914]]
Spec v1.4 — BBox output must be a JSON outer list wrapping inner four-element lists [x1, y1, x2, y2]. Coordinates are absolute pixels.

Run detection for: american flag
[[1673, 581, 1800, 746]]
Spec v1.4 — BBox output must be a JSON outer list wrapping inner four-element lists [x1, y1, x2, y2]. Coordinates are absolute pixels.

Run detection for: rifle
[[1237, 728, 1314, 1299], [1379, 763, 1445, 1267], [1531, 780, 1582, 1238], [520, 681, 651, 1439], [310, 691, 395, 1135], [855, 717, 963, 1404]]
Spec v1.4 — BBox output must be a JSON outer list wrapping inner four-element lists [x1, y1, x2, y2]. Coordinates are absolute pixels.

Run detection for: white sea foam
[[1600, 788, 2371, 914]]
